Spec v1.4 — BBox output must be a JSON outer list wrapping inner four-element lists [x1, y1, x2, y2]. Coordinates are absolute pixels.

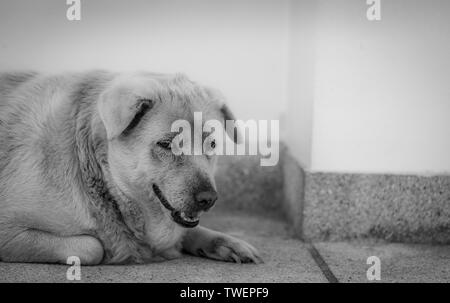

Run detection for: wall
[[2, 0, 449, 175], [0, 0, 289, 121], [287, 0, 450, 174], [286, 0, 317, 168]]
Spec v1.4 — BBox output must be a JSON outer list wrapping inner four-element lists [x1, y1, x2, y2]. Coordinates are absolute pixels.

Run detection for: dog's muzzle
[[152, 184, 202, 228]]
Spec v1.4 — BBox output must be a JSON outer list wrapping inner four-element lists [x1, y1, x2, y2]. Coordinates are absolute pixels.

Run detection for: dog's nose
[[194, 190, 218, 210]]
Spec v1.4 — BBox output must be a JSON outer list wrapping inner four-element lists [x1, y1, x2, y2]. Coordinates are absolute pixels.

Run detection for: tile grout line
[[298, 165, 338, 283], [305, 241, 339, 283], [281, 148, 339, 283]]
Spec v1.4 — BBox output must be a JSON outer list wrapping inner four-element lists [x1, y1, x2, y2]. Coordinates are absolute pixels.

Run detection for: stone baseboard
[[281, 148, 450, 244], [214, 145, 450, 244]]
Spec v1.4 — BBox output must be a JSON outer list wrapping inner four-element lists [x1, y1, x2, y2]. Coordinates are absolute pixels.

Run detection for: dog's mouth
[[152, 184, 200, 228]]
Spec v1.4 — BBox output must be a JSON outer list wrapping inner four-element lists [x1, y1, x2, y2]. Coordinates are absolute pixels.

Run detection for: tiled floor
[[0, 211, 448, 282]]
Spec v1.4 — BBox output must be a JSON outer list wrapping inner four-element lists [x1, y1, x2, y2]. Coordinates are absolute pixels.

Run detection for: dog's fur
[[0, 71, 261, 265]]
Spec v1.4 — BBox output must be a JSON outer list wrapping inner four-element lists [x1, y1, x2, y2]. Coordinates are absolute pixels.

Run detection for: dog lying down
[[0, 71, 262, 265]]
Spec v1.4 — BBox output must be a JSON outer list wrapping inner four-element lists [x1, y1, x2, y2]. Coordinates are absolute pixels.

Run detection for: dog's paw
[[199, 235, 263, 264]]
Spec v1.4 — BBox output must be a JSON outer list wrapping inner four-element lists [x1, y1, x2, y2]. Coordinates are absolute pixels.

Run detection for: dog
[[0, 71, 262, 265]]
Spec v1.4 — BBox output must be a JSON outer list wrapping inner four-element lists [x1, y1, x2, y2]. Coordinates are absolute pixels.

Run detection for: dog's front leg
[[0, 229, 104, 265], [182, 226, 263, 264]]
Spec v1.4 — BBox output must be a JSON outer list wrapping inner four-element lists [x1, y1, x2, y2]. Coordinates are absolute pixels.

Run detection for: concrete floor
[[315, 241, 450, 282], [0, 211, 449, 283]]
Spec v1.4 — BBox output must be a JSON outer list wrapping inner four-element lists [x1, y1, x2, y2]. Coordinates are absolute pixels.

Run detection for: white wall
[[287, 0, 450, 174], [0, 0, 289, 121], [286, 0, 317, 168], [2, 0, 449, 174]]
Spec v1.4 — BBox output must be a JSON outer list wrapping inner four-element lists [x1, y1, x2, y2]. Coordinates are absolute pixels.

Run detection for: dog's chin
[[152, 184, 200, 228]]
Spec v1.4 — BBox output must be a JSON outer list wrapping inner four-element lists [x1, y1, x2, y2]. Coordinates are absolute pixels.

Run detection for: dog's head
[[97, 73, 239, 228]]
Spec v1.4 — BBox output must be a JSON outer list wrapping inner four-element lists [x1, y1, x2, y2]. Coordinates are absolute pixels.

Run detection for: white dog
[[0, 71, 262, 265]]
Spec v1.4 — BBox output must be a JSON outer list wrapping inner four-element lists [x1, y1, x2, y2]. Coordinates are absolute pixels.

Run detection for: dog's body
[[0, 71, 261, 265]]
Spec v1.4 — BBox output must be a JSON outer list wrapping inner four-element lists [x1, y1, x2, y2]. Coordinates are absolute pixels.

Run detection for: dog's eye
[[210, 139, 216, 149], [157, 141, 172, 150]]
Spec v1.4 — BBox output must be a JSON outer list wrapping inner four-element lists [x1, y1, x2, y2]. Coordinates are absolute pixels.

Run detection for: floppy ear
[[220, 103, 242, 144], [203, 86, 243, 144], [97, 85, 155, 140]]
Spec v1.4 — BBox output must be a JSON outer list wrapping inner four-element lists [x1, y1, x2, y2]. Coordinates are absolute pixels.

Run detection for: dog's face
[[97, 73, 238, 229]]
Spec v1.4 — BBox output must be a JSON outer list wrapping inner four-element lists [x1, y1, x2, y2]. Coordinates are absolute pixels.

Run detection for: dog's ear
[[220, 103, 242, 144], [97, 84, 155, 140], [204, 86, 242, 144]]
